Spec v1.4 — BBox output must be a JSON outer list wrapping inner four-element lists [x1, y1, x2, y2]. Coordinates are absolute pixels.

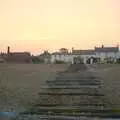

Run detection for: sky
[[0, 0, 120, 55]]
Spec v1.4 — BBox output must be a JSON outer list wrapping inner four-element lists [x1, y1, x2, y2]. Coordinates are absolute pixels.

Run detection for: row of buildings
[[0, 46, 33, 63], [0, 45, 120, 64], [49, 45, 120, 64]]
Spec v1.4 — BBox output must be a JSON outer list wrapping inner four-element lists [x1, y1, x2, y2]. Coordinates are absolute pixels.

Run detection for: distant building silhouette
[[38, 50, 51, 63], [3, 46, 32, 63], [7, 46, 10, 54], [59, 48, 68, 53]]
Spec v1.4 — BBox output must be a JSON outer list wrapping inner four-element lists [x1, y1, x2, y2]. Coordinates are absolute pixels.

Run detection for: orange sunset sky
[[0, 0, 120, 55]]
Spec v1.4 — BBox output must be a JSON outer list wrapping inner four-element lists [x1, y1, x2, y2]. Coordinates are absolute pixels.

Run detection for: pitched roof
[[72, 50, 95, 55], [39, 52, 51, 57], [5, 52, 32, 62], [52, 52, 71, 55], [39, 52, 51, 59], [9, 52, 31, 56], [60, 48, 68, 50], [95, 47, 119, 52]]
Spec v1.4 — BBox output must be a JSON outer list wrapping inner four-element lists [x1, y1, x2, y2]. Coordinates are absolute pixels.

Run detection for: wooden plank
[[21, 113, 120, 119], [34, 103, 105, 107], [55, 76, 101, 80], [46, 85, 102, 88], [47, 83, 102, 86], [41, 85, 101, 89], [38, 98, 105, 105], [31, 107, 120, 113], [41, 88, 99, 93], [38, 92, 104, 96], [46, 79, 102, 83], [22, 114, 120, 119]]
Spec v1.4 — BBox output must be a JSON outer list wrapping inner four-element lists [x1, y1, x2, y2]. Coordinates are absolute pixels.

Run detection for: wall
[[51, 51, 120, 64], [116, 51, 120, 58], [50, 54, 73, 63], [95, 52, 117, 60], [51, 54, 96, 64]]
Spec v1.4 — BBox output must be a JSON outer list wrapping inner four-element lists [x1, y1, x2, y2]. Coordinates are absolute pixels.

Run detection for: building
[[117, 51, 120, 59], [59, 48, 69, 53], [50, 48, 96, 64], [50, 45, 120, 64], [95, 45, 119, 62], [5, 52, 32, 63], [51, 52, 73, 64], [38, 51, 51, 63], [72, 49, 96, 64], [51, 48, 73, 64], [4, 46, 32, 63], [0, 54, 5, 63]]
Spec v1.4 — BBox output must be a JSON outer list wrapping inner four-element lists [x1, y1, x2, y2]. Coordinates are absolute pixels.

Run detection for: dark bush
[[55, 60, 66, 64], [32, 57, 44, 64], [116, 59, 120, 64]]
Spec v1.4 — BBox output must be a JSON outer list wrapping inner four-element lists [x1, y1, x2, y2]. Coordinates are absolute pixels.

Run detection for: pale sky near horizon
[[0, 0, 120, 54]]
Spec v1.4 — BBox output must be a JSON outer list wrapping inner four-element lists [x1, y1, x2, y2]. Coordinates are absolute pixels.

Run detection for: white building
[[50, 49, 96, 64], [38, 51, 51, 63], [117, 51, 120, 58], [51, 52, 73, 64], [95, 45, 119, 62], [50, 46, 120, 64], [59, 48, 68, 53], [51, 48, 73, 64], [72, 49, 96, 64]]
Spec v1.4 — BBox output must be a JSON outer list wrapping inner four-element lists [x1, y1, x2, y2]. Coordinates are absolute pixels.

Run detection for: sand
[[87, 64, 120, 107], [0, 63, 68, 112], [0, 63, 120, 112], [66, 64, 87, 72]]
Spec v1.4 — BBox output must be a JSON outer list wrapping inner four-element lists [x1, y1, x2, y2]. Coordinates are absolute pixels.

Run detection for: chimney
[[102, 44, 104, 48], [72, 47, 74, 52], [7, 46, 10, 54]]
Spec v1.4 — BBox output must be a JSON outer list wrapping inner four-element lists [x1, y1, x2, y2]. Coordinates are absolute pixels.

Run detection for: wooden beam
[[34, 103, 105, 107], [41, 85, 101, 89], [38, 92, 104, 96]]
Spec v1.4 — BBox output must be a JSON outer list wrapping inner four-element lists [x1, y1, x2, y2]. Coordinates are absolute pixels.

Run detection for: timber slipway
[[15, 64, 120, 120]]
